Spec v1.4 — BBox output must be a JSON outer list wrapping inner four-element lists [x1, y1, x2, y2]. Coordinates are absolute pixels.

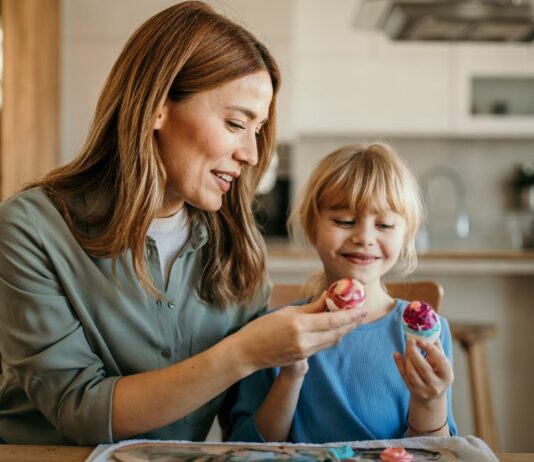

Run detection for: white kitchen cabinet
[[291, 0, 534, 137], [295, 51, 452, 136], [451, 45, 534, 138], [293, 0, 453, 136]]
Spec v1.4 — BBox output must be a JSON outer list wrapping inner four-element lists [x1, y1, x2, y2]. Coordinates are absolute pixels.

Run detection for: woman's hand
[[235, 292, 367, 372], [394, 338, 454, 401]]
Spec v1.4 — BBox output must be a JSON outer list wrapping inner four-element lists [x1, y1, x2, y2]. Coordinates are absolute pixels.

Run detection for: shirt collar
[[75, 188, 209, 250]]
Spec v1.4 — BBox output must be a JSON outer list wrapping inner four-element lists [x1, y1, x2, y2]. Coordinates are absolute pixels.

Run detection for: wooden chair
[[270, 281, 499, 451]]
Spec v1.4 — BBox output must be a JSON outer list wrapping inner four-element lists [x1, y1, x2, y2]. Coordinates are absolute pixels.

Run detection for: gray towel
[[86, 435, 498, 462]]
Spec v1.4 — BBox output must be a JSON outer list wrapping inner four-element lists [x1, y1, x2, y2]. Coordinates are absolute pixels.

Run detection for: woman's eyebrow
[[225, 105, 268, 124]]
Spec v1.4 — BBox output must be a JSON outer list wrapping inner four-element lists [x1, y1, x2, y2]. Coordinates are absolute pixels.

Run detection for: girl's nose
[[351, 223, 375, 246]]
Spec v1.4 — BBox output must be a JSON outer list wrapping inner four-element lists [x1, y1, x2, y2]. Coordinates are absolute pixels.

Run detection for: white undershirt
[[147, 208, 190, 288]]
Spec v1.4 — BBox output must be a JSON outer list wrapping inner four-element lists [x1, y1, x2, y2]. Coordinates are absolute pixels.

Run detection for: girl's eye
[[377, 223, 395, 229], [333, 219, 355, 227], [226, 120, 246, 130]]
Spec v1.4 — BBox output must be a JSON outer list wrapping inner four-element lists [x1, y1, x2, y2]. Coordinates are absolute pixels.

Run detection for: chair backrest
[[270, 280, 443, 312]]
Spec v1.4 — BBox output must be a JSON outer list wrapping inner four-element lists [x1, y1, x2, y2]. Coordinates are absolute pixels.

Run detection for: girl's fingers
[[406, 340, 435, 383], [394, 352, 412, 388], [405, 339, 432, 388], [418, 339, 445, 360], [404, 352, 428, 390], [416, 340, 452, 379]]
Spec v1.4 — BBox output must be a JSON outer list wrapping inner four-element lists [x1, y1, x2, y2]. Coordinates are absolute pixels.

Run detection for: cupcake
[[326, 278, 365, 312], [380, 447, 413, 462], [402, 300, 441, 343]]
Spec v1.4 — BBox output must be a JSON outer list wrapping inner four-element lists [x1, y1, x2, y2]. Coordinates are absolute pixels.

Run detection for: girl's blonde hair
[[25, 1, 280, 308], [288, 143, 422, 295]]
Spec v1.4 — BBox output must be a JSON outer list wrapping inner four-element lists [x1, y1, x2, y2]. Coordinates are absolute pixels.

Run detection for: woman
[[0, 1, 364, 445]]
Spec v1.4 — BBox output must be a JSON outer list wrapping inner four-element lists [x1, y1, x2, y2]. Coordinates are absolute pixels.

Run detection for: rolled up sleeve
[[0, 197, 116, 444]]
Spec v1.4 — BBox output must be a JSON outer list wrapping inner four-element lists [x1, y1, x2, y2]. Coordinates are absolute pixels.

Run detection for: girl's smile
[[341, 252, 380, 264], [314, 208, 406, 288]]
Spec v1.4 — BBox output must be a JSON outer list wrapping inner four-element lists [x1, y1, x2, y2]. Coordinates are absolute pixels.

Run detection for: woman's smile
[[154, 70, 273, 215], [212, 170, 238, 192]]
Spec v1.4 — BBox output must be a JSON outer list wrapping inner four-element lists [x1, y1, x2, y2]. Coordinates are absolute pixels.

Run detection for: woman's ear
[[154, 102, 169, 130]]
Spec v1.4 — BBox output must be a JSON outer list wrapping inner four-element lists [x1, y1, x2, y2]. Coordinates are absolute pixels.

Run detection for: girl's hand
[[236, 292, 368, 372], [280, 358, 309, 380], [394, 338, 454, 402]]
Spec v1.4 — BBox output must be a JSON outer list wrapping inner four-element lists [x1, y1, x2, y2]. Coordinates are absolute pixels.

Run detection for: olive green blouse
[[0, 188, 269, 445]]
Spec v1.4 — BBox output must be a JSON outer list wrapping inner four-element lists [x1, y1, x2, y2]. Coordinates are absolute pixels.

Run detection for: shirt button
[[161, 348, 172, 359], [167, 300, 175, 309], [146, 247, 153, 258]]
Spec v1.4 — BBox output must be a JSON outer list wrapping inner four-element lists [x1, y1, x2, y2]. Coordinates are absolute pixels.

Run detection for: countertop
[[266, 240, 534, 276]]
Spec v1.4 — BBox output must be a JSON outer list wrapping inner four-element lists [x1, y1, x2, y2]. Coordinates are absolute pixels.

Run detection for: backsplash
[[291, 136, 534, 250]]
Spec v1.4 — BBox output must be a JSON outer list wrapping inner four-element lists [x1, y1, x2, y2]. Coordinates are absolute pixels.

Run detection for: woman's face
[[154, 70, 273, 216]]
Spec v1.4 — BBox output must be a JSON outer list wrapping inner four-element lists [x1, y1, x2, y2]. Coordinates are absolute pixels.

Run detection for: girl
[[228, 143, 457, 443]]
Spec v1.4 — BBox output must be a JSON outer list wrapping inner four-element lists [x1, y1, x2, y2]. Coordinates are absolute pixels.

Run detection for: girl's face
[[154, 71, 273, 216], [314, 207, 407, 288]]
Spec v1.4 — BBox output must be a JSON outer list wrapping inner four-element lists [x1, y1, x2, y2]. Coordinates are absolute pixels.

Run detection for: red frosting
[[402, 300, 439, 331], [326, 278, 365, 310], [379, 447, 413, 462]]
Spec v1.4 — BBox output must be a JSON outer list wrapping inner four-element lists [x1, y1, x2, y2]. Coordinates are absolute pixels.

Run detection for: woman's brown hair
[[25, 1, 280, 307]]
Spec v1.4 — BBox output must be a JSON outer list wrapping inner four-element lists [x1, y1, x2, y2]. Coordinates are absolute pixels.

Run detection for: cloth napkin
[[85, 435, 498, 462]]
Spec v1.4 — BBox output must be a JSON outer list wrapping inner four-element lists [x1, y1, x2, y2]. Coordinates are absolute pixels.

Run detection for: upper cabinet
[[452, 46, 534, 137], [294, 43, 453, 137], [289, 0, 534, 138]]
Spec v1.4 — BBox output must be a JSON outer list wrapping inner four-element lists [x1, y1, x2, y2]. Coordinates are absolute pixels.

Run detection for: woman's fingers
[[298, 291, 328, 313], [290, 292, 368, 332], [300, 307, 368, 333], [243, 294, 369, 368], [303, 320, 364, 354]]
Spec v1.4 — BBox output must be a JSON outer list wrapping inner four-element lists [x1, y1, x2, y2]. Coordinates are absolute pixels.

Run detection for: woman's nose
[[233, 133, 258, 167]]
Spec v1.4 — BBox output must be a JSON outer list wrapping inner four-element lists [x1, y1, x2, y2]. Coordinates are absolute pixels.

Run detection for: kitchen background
[[4, 0, 534, 453]]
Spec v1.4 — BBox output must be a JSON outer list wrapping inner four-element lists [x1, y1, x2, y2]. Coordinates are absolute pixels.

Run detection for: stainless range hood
[[355, 0, 534, 41]]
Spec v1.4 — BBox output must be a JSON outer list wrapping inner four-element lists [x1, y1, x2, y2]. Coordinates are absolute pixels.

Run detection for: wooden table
[[0, 445, 531, 461]]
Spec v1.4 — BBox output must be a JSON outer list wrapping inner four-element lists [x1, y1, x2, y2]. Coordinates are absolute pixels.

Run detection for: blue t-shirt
[[228, 299, 457, 443]]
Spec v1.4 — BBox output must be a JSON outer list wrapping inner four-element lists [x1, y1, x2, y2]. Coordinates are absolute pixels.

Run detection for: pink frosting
[[402, 300, 439, 331], [326, 278, 365, 310], [379, 447, 413, 462]]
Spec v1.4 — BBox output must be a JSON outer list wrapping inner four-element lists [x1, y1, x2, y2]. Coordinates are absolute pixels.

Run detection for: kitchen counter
[[266, 240, 534, 280]]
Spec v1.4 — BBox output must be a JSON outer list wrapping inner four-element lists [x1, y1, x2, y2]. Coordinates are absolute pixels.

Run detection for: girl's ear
[[154, 102, 169, 130]]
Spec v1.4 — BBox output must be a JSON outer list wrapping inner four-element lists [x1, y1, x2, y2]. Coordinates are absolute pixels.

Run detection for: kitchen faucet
[[418, 166, 471, 246]]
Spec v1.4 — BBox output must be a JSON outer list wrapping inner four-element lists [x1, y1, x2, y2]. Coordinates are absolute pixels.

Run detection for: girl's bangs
[[317, 166, 406, 217]]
